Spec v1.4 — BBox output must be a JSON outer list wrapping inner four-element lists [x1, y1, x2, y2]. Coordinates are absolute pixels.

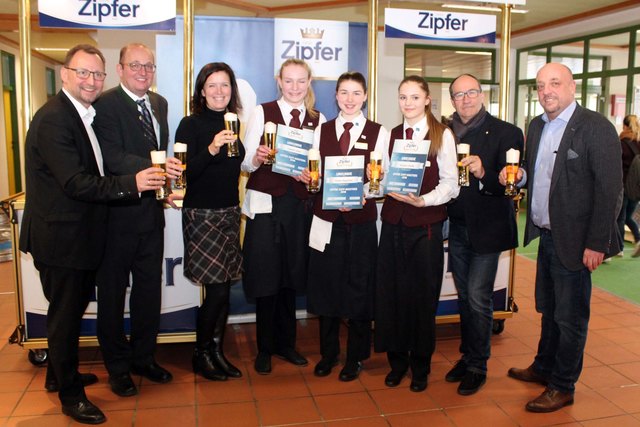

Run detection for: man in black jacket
[[444, 74, 524, 396], [20, 44, 164, 424]]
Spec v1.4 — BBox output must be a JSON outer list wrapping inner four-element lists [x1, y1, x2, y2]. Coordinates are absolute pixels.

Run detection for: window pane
[[550, 41, 584, 75], [636, 30, 640, 68], [519, 49, 546, 80], [405, 47, 493, 81], [590, 33, 629, 71]]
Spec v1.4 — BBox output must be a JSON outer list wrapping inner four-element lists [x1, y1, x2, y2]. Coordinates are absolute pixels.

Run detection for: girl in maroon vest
[[304, 71, 388, 382], [373, 75, 459, 392], [241, 59, 326, 374]]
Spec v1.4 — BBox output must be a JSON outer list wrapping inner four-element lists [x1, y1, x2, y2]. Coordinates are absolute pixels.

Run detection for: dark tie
[[289, 108, 301, 128], [137, 98, 158, 148], [405, 127, 414, 140], [339, 122, 354, 155]]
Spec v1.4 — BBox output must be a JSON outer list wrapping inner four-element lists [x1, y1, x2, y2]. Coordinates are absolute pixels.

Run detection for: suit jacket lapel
[[59, 91, 101, 175]]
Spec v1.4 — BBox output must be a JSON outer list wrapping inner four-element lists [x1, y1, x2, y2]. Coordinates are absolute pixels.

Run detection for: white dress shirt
[[62, 88, 104, 176]]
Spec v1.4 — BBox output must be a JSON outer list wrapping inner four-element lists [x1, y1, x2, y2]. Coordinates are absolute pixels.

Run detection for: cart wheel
[[28, 349, 48, 366], [492, 319, 505, 335]]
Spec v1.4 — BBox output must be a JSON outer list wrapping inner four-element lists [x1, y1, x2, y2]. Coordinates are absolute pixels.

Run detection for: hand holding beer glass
[[307, 148, 321, 193], [504, 148, 520, 197], [150, 150, 172, 200], [368, 150, 382, 196], [174, 142, 187, 189], [263, 121, 277, 165], [223, 112, 240, 158], [457, 143, 470, 187]]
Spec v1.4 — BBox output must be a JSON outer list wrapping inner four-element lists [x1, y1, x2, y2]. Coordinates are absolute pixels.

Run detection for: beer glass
[[174, 142, 187, 189], [457, 143, 470, 187], [307, 148, 321, 193], [224, 112, 240, 158], [264, 121, 277, 165], [369, 150, 382, 196], [150, 150, 171, 200], [504, 148, 520, 197]]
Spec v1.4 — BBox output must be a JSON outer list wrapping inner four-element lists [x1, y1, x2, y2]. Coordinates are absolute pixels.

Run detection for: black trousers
[[36, 261, 94, 406], [319, 316, 371, 362], [97, 228, 163, 375], [255, 287, 297, 354]]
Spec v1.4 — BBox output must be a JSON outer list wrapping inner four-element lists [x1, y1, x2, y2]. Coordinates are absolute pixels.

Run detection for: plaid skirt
[[182, 206, 242, 284]]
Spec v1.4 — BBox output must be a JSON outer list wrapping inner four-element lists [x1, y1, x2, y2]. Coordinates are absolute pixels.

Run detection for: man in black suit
[[20, 44, 165, 424], [93, 43, 181, 397], [506, 63, 621, 412], [444, 74, 524, 396]]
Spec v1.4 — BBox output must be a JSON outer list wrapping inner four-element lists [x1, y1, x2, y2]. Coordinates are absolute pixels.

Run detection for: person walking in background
[[444, 73, 524, 396], [174, 62, 245, 381], [617, 114, 640, 257], [506, 63, 622, 412], [241, 59, 326, 374], [94, 43, 181, 398], [374, 76, 459, 392]]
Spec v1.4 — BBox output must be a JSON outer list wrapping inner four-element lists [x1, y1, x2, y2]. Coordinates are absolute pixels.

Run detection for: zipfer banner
[[38, 0, 176, 31]]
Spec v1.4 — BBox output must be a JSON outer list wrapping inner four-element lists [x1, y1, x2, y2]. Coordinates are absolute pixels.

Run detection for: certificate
[[384, 139, 431, 195], [322, 155, 365, 210], [272, 124, 314, 177]]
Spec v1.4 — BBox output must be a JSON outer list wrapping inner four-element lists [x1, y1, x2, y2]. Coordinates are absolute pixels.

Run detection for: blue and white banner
[[274, 18, 349, 80], [38, 0, 175, 31], [385, 8, 496, 43]]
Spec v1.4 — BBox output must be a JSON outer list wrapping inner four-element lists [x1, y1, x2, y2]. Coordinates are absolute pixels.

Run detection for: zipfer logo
[[78, 0, 141, 23]]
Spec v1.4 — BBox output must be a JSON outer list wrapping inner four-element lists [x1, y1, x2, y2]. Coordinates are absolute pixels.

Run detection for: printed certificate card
[[384, 139, 431, 195], [272, 125, 314, 177], [322, 155, 365, 210]]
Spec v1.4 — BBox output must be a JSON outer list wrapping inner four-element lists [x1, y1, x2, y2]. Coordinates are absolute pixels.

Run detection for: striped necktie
[[137, 98, 158, 148]]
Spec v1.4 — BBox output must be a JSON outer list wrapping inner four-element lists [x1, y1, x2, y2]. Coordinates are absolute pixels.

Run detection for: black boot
[[211, 291, 242, 378], [192, 348, 227, 381]]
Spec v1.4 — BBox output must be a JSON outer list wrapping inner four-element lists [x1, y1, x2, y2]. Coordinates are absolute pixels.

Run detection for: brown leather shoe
[[508, 364, 547, 385], [526, 388, 574, 413]]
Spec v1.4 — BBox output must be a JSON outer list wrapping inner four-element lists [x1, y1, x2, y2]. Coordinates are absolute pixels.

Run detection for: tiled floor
[[1, 256, 640, 426]]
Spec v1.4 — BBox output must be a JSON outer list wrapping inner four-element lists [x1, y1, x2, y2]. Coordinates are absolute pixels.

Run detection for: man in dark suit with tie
[[93, 43, 181, 398], [505, 63, 622, 412], [20, 44, 165, 424], [444, 74, 524, 396]]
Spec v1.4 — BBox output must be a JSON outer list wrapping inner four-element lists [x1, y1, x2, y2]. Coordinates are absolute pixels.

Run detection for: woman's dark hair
[[191, 62, 242, 115], [399, 75, 448, 156], [335, 71, 367, 93]]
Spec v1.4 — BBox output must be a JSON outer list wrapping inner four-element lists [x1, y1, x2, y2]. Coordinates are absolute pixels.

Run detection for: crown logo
[[300, 28, 324, 39]]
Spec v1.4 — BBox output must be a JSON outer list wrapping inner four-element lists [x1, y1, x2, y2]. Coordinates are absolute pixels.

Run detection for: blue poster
[[322, 155, 365, 210], [385, 139, 430, 195]]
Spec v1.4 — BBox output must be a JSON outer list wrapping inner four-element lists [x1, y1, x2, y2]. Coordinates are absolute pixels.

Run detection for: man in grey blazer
[[94, 43, 181, 398], [504, 63, 622, 412]]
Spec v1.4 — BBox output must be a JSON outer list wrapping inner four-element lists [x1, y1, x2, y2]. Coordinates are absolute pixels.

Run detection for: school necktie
[[339, 122, 354, 155], [405, 127, 414, 140], [289, 108, 301, 128], [136, 98, 158, 148]]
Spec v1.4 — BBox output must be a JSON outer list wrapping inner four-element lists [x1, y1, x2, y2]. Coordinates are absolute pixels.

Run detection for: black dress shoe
[[275, 348, 308, 366], [457, 371, 486, 396], [338, 361, 362, 382], [131, 362, 173, 383], [314, 358, 339, 377], [445, 360, 467, 382], [46, 373, 99, 392], [254, 352, 272, 375], [409, 378, 427, 392], [62, 399, 106, 424], [384, 370, 407, 387], [109, 373, 137, 397]]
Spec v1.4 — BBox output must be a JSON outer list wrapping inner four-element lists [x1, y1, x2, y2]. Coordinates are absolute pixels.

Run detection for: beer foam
[[370, 150, 382, 160], [264, 121, 277, 134], [457, 143, 470, 154], [174, 142, 187, 153], [308, 148, 320, 160], [224, 112, 237, 122], [506, 148, 520, 163], [150, 150, 166, 163]]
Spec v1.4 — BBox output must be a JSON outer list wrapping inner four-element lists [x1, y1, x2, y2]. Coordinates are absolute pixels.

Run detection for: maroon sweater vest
[[380, 124, 447, 227], [245, 101, 320, 199], [313, 119, 381, 224]]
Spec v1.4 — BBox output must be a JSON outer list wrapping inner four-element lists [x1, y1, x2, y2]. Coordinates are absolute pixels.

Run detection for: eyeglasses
[[121, 62, 157, 73], [451, 89, 482, 101], [64, 67, 107, 81]]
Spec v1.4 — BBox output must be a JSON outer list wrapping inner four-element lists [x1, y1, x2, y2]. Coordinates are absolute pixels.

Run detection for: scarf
[[451, 105, 488, 140]]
